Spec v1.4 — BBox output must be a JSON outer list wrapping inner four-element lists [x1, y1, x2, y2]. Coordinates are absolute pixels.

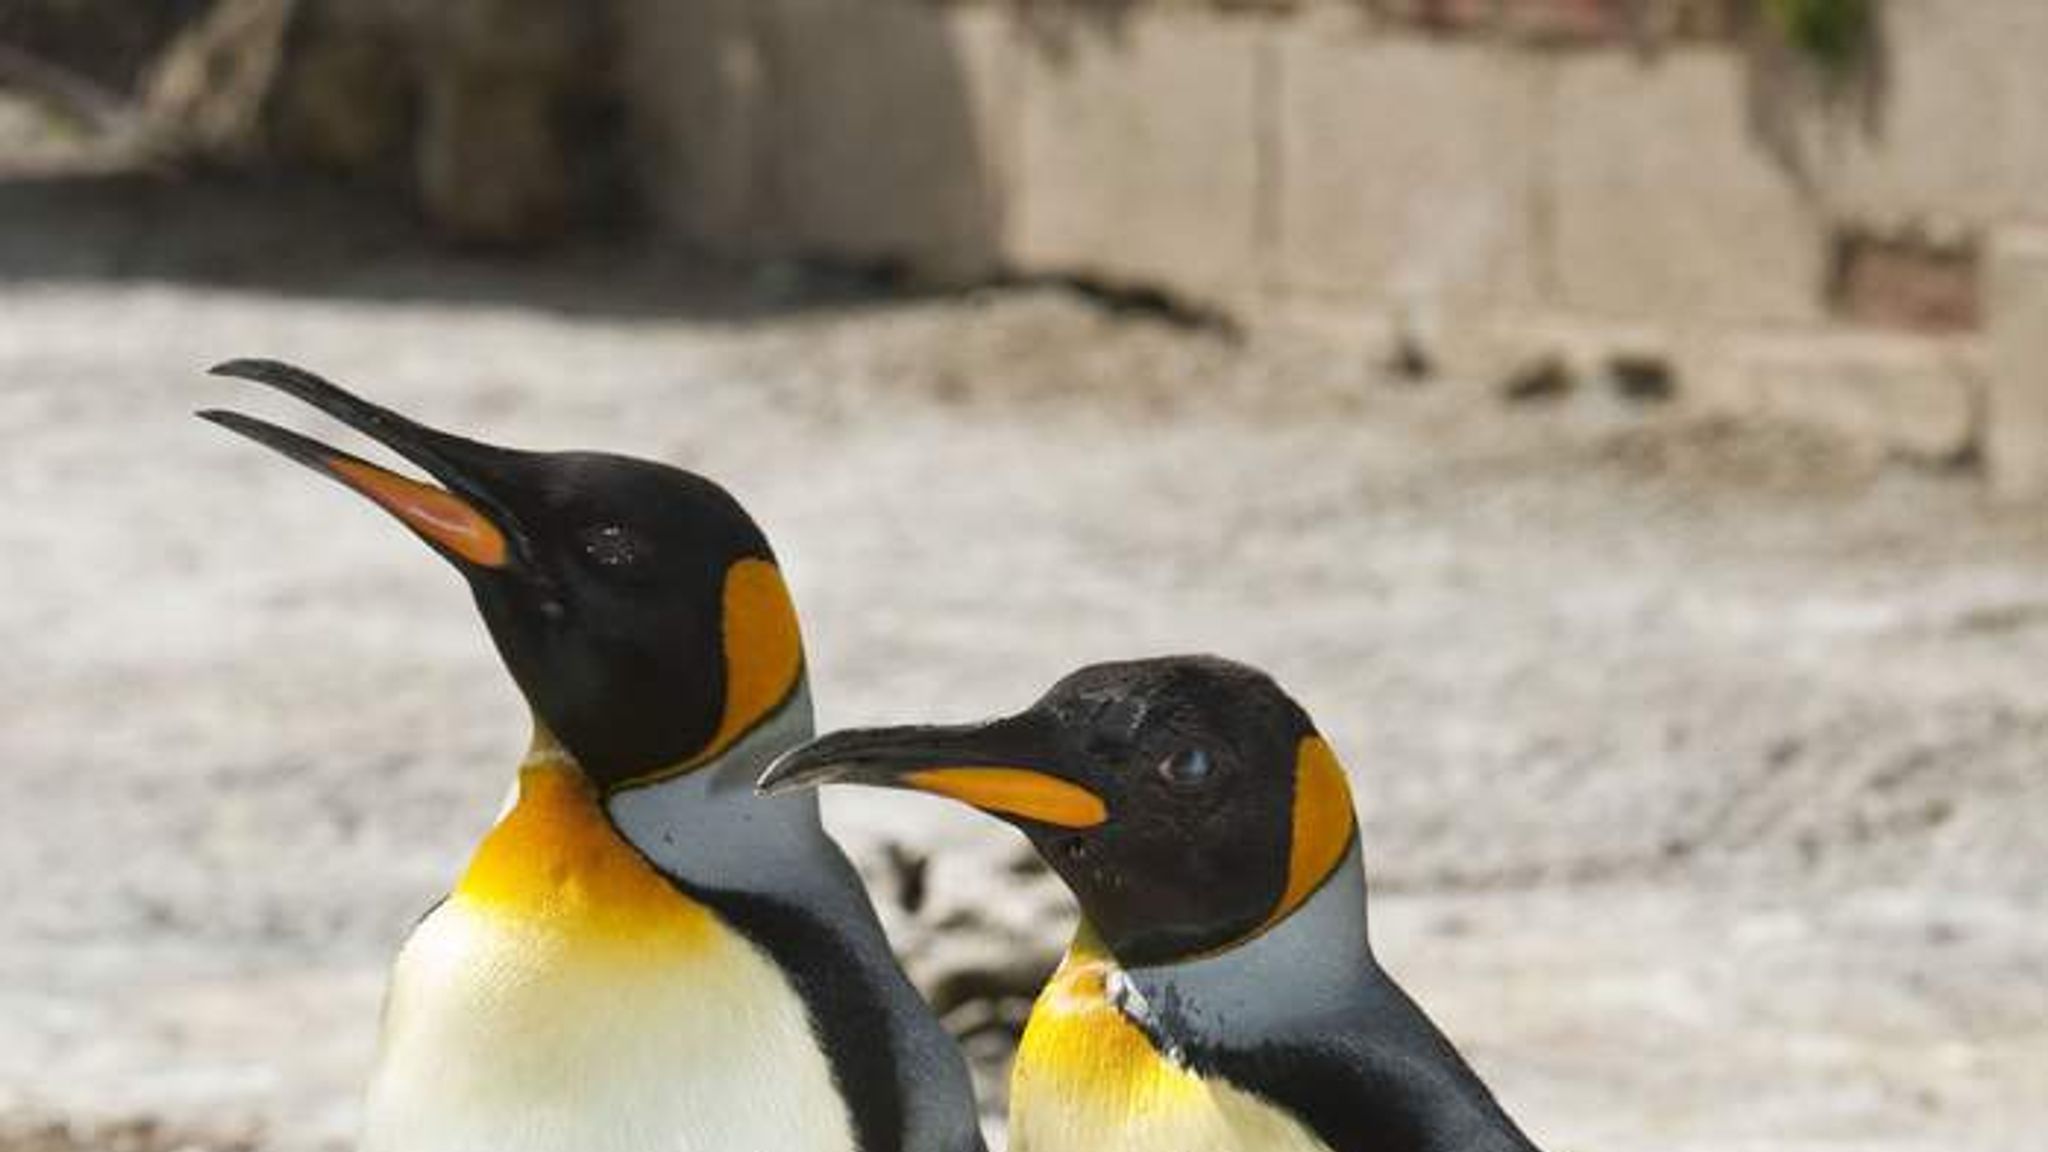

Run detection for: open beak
[[758, 714, 1109, 829], [197, 358, 526, 572]]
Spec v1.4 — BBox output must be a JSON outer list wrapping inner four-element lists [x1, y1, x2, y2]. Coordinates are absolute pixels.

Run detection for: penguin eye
[[1155, 748, 1215, 790], [578, 524, 648, 572]]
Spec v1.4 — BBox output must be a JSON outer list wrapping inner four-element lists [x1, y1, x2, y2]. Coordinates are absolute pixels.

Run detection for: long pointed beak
[[197, 358, 526, 572], [758, 717, 1109, 829]]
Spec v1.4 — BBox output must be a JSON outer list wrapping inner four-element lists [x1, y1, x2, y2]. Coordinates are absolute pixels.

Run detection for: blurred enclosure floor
[[2, 213, 2046, 1151]]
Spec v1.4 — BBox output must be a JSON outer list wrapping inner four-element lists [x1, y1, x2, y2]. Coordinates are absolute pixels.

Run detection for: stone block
[[1010, 9, 1266, 305], [403, 0, 605, 245], [1805, 0, 2048, 227], [1550, 49, 1824, 326], [1828, 227, 1981, 334], [1691, 330, 1983, 464], [1438, 311, 1672, 393], [618, 0, 775, 255], [1367, 0, 1633, 41], [1986, 228, 2048, 499], [1366, 0, 1502, 35], [416, 68, 577, 245], [1496, 0, 1632, 44], [621, 0, 1010, 280], [763, 0, 1012, 282], [1275, 26, 1542, 334]]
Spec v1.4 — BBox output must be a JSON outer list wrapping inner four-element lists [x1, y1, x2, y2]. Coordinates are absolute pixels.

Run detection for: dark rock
[[1500, 354, 1574, 403]]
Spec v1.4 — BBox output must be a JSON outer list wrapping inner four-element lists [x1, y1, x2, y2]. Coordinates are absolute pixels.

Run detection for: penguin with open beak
[[201, 360, 984, 1152], [760, 654, 1544, 1152]]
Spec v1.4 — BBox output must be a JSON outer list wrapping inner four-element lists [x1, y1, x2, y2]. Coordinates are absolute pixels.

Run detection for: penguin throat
[[601, 683, 840, 899], [1093, 846, 1376, 1053], [451, 734, 712, 942]]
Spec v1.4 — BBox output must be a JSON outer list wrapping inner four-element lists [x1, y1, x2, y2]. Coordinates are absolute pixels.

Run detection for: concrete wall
[[619, 0, 2048, 490]]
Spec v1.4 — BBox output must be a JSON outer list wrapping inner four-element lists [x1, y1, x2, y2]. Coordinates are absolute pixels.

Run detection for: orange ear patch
[[692, 559, 807, 770], [713, 558, 805, 748], [1268, 736, 1356, 928], [612, 558, 804, 789]]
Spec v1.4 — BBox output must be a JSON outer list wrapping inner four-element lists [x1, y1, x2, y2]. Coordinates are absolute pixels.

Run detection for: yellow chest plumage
[[362, 759, 855, 1152], [1010, 948, 1331, 1152], [451, 763, 716, 942]]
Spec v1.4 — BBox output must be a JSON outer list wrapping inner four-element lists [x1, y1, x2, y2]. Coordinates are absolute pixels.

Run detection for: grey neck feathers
[[1118, 842, 1376, 1052], [604, 680, 841, 899], [606, 685, 992, 1152]]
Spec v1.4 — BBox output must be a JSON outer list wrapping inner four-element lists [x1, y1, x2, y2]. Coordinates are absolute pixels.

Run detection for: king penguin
[[200, 359, 985, 1152], [761, 654, 1546, 1152]]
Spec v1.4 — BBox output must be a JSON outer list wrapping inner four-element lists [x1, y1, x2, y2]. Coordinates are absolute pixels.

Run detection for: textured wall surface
[[618, 0, 2040, 477]]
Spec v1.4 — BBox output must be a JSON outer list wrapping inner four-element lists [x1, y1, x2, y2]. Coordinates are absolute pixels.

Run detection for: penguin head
[[201, 359, 803, 792], [760, 655, 1356, 967]]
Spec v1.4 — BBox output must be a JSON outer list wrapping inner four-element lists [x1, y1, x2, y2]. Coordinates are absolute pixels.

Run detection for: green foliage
[[1763, 0, 1875, 73]]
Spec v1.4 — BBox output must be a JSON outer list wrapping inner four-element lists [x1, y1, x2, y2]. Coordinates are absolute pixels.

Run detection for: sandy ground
[[3, 191, 2047, 1150]]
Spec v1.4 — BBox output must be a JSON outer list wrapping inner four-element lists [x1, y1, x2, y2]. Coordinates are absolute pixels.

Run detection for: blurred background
[[3, 1, 2046, 1149]]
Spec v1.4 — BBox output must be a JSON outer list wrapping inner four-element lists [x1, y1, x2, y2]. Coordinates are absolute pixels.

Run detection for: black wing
[[1181, 976, 1543, 1152], [665, 872, 988, 1152], [1193, 1033, 1542, 1152], [689, 885, 913, 1152]]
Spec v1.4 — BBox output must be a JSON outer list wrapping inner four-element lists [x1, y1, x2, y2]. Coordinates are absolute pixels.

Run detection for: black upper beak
[[198, 358, 531, 572], [758, 714, 1110, 829]]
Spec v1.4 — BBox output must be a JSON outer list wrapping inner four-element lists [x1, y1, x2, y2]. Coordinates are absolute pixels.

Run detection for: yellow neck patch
[[1011, 937, 1332, 1152], [1015, 941, 1208, 1116], [452, 734, 713, 947], [1262, 736, 1355, 933], [622, 558, 804, 788]]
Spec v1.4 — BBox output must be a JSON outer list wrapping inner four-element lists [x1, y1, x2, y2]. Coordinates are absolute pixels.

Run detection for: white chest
[[362, 897, 857, 1152], [1009, 1054, 1332, 1152]]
